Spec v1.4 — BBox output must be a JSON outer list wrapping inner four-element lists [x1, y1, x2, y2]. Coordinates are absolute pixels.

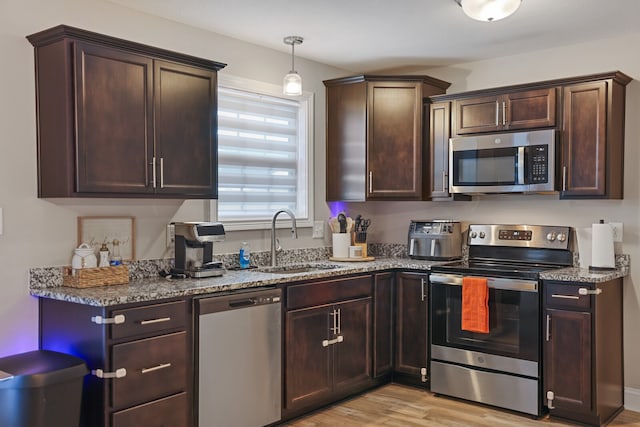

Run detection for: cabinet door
[[394, 272, 428, 381], [561, 81, 608, 198], [74, 42, 154, 194], [429, 101, 451, 199], [505, 88, 556, 130], [367, 81, 423, 199], [544, 308, 592, 415], [333, 297, 372, 391], [373, 273, 393, 377], [154, 61, 218, 197], [454, 95, 501, 135], [285, 304, 332, 410]]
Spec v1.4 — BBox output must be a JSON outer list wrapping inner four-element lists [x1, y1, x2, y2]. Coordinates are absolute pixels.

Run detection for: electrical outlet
[[312, 220, 325, 239], [610, 222, 623, 243], [166, 223, 175, 247]]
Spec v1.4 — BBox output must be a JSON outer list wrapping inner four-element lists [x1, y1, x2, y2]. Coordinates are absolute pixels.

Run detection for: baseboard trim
[[625, 387, 640, 412]]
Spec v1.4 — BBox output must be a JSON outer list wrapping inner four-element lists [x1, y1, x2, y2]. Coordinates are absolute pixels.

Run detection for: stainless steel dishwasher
[[195, 287, 282, 427]]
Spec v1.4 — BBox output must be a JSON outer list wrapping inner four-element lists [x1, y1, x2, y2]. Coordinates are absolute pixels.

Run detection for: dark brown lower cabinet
[[373, 272, 394, 378], [39, 298, 192, 427], [543, 279, 623, 426], [394, 272, 429, 387], [284, 275, 374, 418]]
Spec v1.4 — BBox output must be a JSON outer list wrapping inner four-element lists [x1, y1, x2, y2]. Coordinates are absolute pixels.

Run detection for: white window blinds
[[217, 86, 310, 223]]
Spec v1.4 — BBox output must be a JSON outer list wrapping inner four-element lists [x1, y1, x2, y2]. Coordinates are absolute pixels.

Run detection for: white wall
[[0, 0, 347, 357], [348, 33, 640, 389]]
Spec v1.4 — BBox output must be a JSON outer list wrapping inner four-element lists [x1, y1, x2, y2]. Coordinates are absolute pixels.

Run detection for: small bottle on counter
[[239, 242, 251, 269], [98, 243, 110, 267]]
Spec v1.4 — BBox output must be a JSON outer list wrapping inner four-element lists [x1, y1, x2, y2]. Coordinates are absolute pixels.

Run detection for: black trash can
[[0, 349, 88, 427]]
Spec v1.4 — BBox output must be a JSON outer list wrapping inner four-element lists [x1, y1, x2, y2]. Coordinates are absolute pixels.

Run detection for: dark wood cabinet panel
[[27, 25, 225, 198], [324, 75, 450, 201], [544, 308, 592, 414], [394, 272, 428, 386], [559, 76, 630, 199], [543, 280, 623, 426], [154, 61, 218, 197], [373, 273, 393, 378], [112, 392, 189, 427], [285, 304, 333, 410], [74, 42, 153, 194], [429, 101, 451, 199], [454, 88, 556, 135], [334, 298, 372, 391]]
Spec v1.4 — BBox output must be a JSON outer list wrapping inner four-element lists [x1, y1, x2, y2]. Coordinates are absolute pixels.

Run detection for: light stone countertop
[[29, 257, 629, 307]]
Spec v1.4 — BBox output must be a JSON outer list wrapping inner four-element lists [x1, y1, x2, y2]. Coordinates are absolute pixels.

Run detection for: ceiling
[[108, 0, 640, 73]]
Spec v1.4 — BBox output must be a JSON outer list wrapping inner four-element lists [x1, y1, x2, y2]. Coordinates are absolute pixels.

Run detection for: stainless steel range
[[429, 224, 573, 416]]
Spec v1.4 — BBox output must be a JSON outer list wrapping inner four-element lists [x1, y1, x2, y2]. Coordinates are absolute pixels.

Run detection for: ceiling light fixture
[[283, 35, 303, 96], [455, 0, 522, 22]]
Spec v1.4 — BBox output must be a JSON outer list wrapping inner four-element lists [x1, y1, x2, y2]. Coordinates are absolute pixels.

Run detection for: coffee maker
[[172, 222, 226, 278]]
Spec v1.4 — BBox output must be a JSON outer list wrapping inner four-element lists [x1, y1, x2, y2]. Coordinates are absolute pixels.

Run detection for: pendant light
[[456, 0, 522, 22], [283, 36, 303, 96]]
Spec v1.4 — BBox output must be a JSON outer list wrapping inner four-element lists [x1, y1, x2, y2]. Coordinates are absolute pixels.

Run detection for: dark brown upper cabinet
[[453, 88, 557, 135], [27, 25, 225, 198], [324, 75, 450, 201], [560, 74, 631, 199]]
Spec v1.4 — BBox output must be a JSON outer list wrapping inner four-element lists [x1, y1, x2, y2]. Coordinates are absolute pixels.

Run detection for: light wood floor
[[282, 384, 640, 427]]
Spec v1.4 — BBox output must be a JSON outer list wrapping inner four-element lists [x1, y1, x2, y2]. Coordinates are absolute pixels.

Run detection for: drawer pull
[[551, 294, 580, 300], [91, 314, 126, 325], [140, 317, 171, 325], [92, 368, 127, 379], [579, 288, 602, 296], [141, 363, 172, 374]]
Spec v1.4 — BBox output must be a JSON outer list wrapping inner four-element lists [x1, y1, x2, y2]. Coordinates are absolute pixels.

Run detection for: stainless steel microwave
[[449, 129, 556, 194]]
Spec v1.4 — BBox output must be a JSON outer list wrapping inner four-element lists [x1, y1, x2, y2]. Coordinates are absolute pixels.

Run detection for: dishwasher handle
[[197, 288, 282, 315]]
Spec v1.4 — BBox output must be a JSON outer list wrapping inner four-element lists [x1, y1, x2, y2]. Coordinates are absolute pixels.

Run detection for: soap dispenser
[[239, 242, 251, 269]]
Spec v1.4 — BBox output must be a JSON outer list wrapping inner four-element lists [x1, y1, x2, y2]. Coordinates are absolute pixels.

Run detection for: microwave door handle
[[517, 146, 525, 184]]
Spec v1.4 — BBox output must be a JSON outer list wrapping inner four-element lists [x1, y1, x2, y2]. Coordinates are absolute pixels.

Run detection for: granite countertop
[[29, 256, 629, 307]]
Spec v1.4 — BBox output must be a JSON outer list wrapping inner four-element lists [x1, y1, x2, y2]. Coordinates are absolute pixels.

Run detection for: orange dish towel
[[461, 276, 489, 334]]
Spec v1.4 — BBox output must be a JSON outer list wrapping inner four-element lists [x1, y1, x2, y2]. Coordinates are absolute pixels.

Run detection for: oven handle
[[429, 273, 538, 292]]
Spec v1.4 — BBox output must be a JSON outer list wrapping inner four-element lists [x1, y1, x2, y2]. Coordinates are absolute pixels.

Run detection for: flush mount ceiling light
[[283, 35, 303, 96], [455, 0, 522, 22]]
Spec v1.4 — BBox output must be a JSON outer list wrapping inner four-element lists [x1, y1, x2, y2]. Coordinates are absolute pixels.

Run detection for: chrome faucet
[[271, 209, 298, 267]]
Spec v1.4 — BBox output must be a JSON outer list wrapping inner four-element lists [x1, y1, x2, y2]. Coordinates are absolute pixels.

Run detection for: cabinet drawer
[[112, 392, 189, 427], [112, 331, 187, 410], [111, 300, 187, 340], [545, 283, 591, 310], [287, 275, 372, 310]]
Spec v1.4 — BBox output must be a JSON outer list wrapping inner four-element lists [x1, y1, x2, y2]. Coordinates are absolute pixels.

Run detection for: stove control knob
[[470, 231, 478, 239], [557, 232, 567, 242], [479, 231, 486, 239], [546, 232, 557, 242]]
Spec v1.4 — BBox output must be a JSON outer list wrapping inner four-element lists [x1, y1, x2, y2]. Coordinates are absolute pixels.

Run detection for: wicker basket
[[62, 265, 129, 288]]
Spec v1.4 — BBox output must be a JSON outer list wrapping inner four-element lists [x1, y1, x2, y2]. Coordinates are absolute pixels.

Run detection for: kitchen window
[[214, 75, 314, 230]]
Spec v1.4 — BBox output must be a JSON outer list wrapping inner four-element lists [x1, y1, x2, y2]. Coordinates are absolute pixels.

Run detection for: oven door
[[430, 273, 539, 364]]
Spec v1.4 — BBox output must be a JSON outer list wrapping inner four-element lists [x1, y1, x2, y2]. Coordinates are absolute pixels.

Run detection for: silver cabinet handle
[[330, 309, 337, 334], [152, 156, 157, 188], [502, 101, 506, 125], [546, 314, 551, 341], [160, 157, 164, 189], [547, 391, 555, 410], [551, 294, 580, 300], [141, 363, 171, 374], [442, 170, 447, 193], [495, 101, 499, 126], [420, 278, 426, 302], [562, 166, 567, 191], [368, 171, 373, 193], [92, 368, 127, 379], [91, 314, 125, 325], [579, 288, 602, 296], [140, 317, 171, 325], [337, 308, 341, 335]]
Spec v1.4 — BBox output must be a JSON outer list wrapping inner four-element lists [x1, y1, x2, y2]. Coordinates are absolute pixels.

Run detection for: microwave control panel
[[527, 145, 548, 183]]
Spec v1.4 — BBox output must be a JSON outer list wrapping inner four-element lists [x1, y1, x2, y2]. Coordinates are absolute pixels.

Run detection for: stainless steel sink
[[253, 264, 340, 274]]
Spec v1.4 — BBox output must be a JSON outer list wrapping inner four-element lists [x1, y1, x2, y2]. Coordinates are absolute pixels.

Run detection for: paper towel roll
[[591, 221, 615, 270]]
